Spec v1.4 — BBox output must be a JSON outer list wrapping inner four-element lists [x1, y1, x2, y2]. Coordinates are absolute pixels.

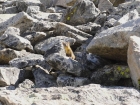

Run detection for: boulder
[[3, 6, 18, 14], [0, 66, 21, 86], [55, 0, 78, 8], [24, 32, 46, 45], [98, 0, 113, 12], [91, 64, 132, 86], [18, 79, 34, 89], [40, 0, 57, 8], [57, 75, 89, 87], [34, 36, 75, 54], [0, 11, 35, 35], [0, 14, 16, 23], [46, 53, 91, 77], [114, 9, 139, 25], [32, 65, 57, 88], [62, 0, 100, 25], [75, 22, 101, 35], [127, 36, 140, 89], [75, 52, 109, 71], [9, 53, 48, 69], [16, 0, 45, 12], [86, 17, 140, 61], [0, 27, 33, 52]]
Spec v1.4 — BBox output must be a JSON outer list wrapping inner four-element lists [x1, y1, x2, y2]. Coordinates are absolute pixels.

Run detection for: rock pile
[[0, 0, 140, 105]]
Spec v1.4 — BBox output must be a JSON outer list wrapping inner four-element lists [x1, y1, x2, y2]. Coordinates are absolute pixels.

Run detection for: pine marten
[[62, 42, 75, 60]]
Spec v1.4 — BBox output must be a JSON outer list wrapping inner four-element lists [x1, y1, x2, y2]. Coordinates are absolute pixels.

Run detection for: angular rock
[[9, 53, 48, 69], [114, 9, 139, 25], [57, 75, 89, 87], [0, 11, 35, 35], [0, 66, 21, 86], [0, 48, 22, 64], [75, 52, 109, 71], [112, 0, 125, 7], [86, 17, 140, 61], [55, 22, 92, 43], [0, 27, 33, 52], [75, 22, 101, 35], [32, 65, 57, 88], [34, 36, 76, 54], [128, 36, 140, 89], [40, 0, 57, 8], [26, 6, 40, 14], [46, 6, 66, 13], [18, 79, 34, 89], [4, 6, 18, 14], [62, 0, 100, 25], [16, 0, 45, 12], [46, 53, 91, 77], [56, 0, 77, 7], [24, 32, 46, 45], [29, 12, 63, 22], [91, 64, 132, 86], [0, 84, 140, 105], [98, 0, 113, 12]]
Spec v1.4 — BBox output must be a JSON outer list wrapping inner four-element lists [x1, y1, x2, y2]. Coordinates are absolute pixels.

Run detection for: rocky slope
[[0, 0, 140, 105]]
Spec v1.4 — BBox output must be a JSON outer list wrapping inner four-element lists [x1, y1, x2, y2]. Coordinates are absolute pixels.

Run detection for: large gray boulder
[[46, 53, 91, 77], [34, 36, 75, 54], [128, 36, 140, 89], [0, 66, 21, 86], [91, 64, 132, 86], [98, 0, 113, 12], [0, 12, 35, 35], [0, 27, 33, 52], [55, 0, 78, 7], [86, 17, 140, 61], [32, 65, 57, 88], [62, 0, 100, 25]]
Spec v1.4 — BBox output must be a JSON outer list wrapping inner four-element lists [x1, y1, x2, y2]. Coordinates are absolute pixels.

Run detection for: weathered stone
[[57, 75, 89, 87], [0, 48, 23, 64], [32, 65, 57, 88], [62, 0, 100, 25], [26, 6, 40, 14], [114, 9, 139, 26], [46, 6, 66, 13], [30, 12, 63, 22], [0, 66, 21, 86], [113, 0, 126, 7], [40, 0, 57, 8], [56, 0, 78, 7], [55, 22, 92, 43], [16, 0, 45, 12], [24, 32, 46, 45], [0, 11, 35, 35], [9, 53, 46, 69], [86, 17, 140, 61], [34, 36, 76, 55], [75, 52, 109, 71], [18, 79, 34, 89], [128, 36, 140, 89], [46, 53, 91, 77], [3, 6, 18, 14], [0, 27, 33, 52], [75, 22, 101, 35], [0, 84, 140, 105], [98, 0, 113, 12], [91, 64, 132, 86]]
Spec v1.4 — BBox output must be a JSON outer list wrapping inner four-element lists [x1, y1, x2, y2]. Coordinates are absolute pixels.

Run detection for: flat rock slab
[[128, 36, 140, 89], [0, 84, 140, 105]]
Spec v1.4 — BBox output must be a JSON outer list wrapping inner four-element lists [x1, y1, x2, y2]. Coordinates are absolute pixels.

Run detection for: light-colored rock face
[[127, 36, 140, 89], [86, 17, 140, 61], [0, 66, 20, 86]]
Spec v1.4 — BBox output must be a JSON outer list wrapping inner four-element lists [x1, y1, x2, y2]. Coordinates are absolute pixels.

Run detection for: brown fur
[[63, 42, 75, 60]]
